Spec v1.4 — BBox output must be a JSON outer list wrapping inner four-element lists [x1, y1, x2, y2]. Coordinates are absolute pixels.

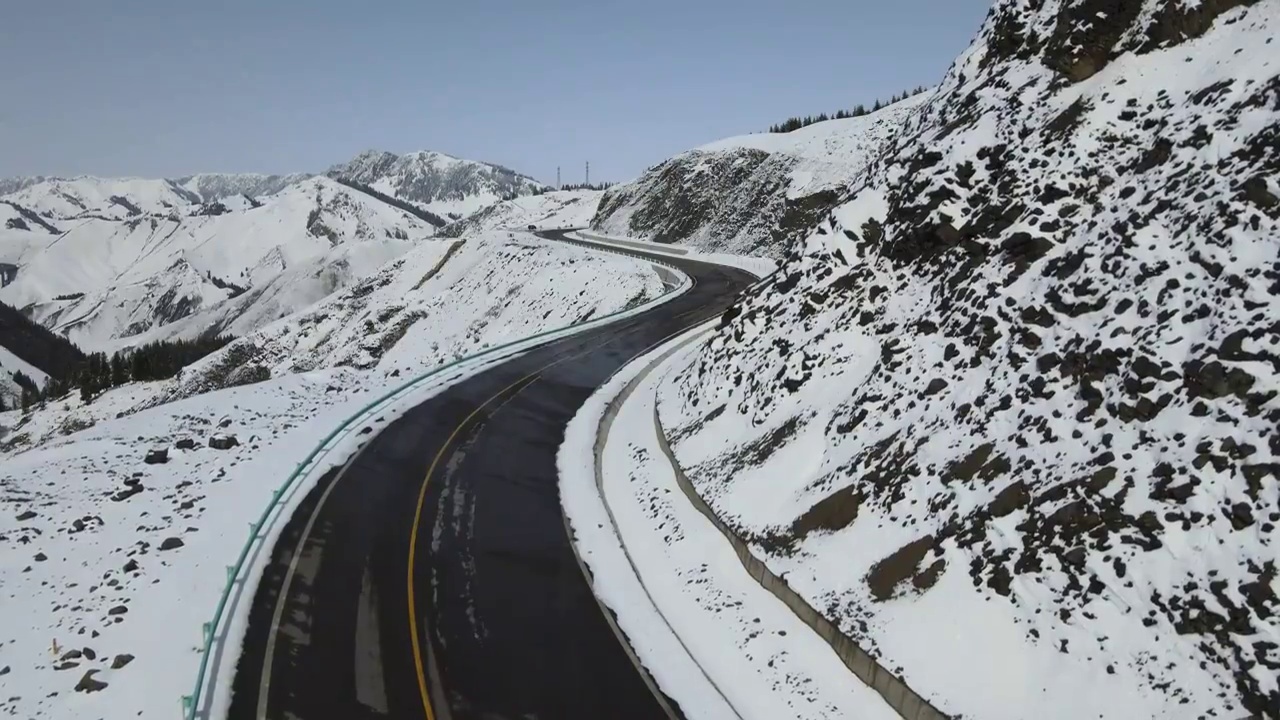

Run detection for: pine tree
[[111, 353, 127, 387]]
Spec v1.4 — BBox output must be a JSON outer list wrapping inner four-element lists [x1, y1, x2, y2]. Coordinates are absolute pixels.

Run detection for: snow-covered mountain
[[175, 172, 313, 203], [658, 0, 1280, 718], [0, 177, 433, 349], [592, 97, 926, 258], [328, 149, 547, 222], [438, 189, 603, 237], [1, 177, 201, 220]]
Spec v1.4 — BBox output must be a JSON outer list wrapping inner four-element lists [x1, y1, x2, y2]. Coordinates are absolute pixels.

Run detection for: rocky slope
[[591, 97, 926, 258], [327, 149, 547, 222], [658, 0, 1280, 717]]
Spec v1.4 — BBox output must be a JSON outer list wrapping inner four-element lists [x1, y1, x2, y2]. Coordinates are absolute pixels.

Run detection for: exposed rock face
[[659, 0, 1280, 717], [592, 97, 925, 258]]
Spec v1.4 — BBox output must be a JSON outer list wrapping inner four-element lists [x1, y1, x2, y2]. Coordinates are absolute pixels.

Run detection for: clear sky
[[0, 0, 992, 184]]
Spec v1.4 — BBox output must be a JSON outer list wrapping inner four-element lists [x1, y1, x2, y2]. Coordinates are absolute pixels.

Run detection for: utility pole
[[585, 161, 590, 187], [556, 166, 561, 190]]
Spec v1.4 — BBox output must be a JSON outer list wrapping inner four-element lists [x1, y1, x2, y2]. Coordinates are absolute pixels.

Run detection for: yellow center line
[[405, 319, 662, 719]]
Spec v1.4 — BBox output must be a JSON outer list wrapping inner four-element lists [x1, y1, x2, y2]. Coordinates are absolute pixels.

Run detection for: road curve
[[227, 229, 757, 720]]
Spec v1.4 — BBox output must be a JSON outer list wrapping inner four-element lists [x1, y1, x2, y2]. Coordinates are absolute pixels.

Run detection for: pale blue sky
[[0, 0, 992, 184]]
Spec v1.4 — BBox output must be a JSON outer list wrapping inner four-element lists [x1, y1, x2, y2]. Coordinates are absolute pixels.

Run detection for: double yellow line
[[402, 304, 709, 719]]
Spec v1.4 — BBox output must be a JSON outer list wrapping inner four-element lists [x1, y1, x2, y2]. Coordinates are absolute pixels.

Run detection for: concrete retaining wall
[[653, 408, 950, 720]]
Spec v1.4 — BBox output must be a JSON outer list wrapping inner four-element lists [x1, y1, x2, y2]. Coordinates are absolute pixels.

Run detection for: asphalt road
[[227, 229, 758, 720]]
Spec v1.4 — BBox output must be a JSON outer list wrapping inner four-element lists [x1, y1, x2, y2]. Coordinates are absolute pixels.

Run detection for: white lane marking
[[355, 565, 390, 715], [257, 438, 375, 720]]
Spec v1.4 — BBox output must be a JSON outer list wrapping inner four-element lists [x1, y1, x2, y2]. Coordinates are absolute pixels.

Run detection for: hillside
[[175, 173, 312, 202], [438, 189, 603, 237], [1, 177, 200, 220], [657, 0, 1280, 718], [328, 149, 547, 221], [0, 177, 433, 349], [591, 96, 926, 258]]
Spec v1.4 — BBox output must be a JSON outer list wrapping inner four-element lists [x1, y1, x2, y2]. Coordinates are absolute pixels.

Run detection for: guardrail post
[[225, 565, 236, 582], [201, 622, 212, 644], [181, 694, 193, 719]]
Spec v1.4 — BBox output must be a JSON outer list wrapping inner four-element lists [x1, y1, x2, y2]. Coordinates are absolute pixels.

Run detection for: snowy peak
[[327, 149, 547, 221]]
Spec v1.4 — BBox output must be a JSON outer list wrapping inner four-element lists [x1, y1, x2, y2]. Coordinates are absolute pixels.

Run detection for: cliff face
[[658, 1, 1280, 716]]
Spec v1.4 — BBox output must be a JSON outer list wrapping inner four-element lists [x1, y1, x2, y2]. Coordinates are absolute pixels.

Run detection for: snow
[[692, 94, 931, 198], [0, 230, 670, 720], [570, 230, 777, 279], [560, 319, 898, 720], [592, 94, 930, 257], [0, 177, 198, 221], [0, 176, 434, 349], [440, 190, 604, 237], [327, 149, 546, 222], [0, 344, 49, 404], [655, 1, 1280, 717]]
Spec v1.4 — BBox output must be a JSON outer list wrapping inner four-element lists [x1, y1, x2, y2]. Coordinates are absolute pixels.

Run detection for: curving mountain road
[[227, 229, 757, 720]]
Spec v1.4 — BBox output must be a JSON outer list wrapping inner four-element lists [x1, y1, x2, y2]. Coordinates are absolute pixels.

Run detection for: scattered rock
[[110, 654, 134, 670], [15, 510, 36, 522], [74, 669, 107, 693], [122, 559, 139, 573], [81, 648, 96, 661], [34, 552, 47, 562], [209, 433, 239, 450], [107, 604, 128, 616], [159, 537, 184, 551], [174, 437, 196, 450], [144, 447, 169, 465], [59, 649, 83, 662], [111, 484, 144, 502]]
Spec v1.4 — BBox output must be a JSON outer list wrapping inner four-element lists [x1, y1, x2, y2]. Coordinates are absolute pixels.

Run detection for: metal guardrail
[[181, 232, 692, 719]]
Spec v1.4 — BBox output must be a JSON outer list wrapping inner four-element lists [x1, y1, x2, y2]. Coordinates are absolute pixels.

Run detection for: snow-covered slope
[[592, 97, 926, 258], [0, 177, 433, 349], [328, 149, 547, 221], [0, 344, 49, 405], [175, 173, 312, 203], [166, 231, 663, 398], [658, 1, 1280, 718], [1, 177, 201, 221], [0, 226, 666, 720], [439, 189, 603, 237]]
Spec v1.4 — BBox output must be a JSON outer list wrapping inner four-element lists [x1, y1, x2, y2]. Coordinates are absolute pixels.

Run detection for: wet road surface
[[227, 230, 758, 720]]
